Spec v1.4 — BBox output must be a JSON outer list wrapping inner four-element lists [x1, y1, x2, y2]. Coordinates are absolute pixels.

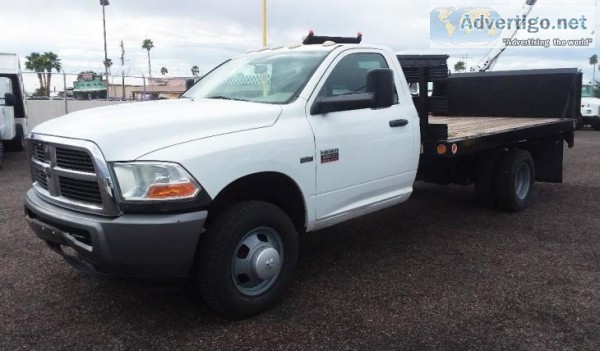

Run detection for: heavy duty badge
[[320, 148, 339, 163]]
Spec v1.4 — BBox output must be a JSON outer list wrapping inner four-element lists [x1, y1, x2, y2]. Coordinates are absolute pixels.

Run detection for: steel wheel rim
[[515, 163, 531, 200], [231, 227, 284, 296]]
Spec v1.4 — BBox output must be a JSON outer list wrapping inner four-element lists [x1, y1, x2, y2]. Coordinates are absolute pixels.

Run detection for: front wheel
[[196, 201, 299, 319], [495, 150, 535, 212]]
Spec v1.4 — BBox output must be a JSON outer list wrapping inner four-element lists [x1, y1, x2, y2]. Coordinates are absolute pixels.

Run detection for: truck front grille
[[58, 177, 103, 205], [56, 147, 95, 173], [35, 169, 49, 190], [28, 135, 121, 216], [31, 140, 47, 162]]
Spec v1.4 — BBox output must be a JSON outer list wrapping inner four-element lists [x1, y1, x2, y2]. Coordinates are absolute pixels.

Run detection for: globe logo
[[431, 7, 504, 47]]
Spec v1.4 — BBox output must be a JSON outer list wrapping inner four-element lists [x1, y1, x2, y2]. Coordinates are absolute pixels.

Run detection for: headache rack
[[303, 31, 363, 45]]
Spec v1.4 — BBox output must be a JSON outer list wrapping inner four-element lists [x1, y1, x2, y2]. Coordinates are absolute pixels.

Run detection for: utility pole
[[262, 0, 267, 47], [461, 53, 471, 72], [101, 0, 110, 100], [142, 73, 146, 101], [120, 40, 126, 100], [63, 72, 68, 114]]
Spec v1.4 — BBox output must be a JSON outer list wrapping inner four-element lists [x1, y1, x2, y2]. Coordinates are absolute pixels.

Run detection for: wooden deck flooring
[[429, 116, 560, 141]]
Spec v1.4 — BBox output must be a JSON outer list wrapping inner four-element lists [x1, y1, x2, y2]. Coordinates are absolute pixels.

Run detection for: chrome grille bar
[[27, 133, 121, 217]]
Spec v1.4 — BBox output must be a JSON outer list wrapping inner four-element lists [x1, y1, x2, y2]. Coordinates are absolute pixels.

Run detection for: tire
[[495, 150, 535, 212], [575, 115, 584, 130], [4, 124, 25, 152], [593, 123, 600, 131], [196, 201, 299, 319]]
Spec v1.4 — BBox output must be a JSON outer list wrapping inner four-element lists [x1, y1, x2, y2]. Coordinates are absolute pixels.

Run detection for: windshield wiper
[[208, 95, 247, 102]]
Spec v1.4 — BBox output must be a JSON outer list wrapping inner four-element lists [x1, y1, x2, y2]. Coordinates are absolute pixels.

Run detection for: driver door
[[306, 50, 418, 229]]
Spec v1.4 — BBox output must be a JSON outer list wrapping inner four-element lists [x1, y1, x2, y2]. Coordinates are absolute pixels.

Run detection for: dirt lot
[[1, 131, 598, 350]]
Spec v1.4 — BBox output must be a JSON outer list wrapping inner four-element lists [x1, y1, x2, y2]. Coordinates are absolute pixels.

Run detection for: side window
[[0, 77, 11, 105], [319, 53, 398, 103]]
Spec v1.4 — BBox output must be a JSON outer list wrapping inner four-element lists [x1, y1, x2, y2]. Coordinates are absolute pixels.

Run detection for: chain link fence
[[21, 71, 197, 128]]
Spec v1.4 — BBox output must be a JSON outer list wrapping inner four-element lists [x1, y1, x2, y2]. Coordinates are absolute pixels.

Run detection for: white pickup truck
[[581, 84, 600, 130], [25, 35, 578, 318]]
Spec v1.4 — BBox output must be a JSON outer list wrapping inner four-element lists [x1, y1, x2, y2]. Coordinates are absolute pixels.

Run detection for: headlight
[[112, 162, 200, 202]]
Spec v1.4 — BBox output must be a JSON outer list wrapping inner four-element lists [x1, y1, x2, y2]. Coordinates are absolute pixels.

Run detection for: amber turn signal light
[[146, 182, 198, 199], [436, 144, 447, 155]]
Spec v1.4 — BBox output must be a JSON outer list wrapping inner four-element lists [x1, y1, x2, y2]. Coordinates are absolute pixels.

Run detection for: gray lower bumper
[[25, 189, 207, 279]]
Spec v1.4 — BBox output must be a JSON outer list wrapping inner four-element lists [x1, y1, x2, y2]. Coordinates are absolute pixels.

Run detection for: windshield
[[182, 50, 328, 104], [582, 85, 593, 98]]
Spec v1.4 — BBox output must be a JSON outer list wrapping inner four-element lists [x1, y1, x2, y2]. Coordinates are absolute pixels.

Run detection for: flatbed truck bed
[[421, 116, 575, 159], [430, 116, 562, 141]]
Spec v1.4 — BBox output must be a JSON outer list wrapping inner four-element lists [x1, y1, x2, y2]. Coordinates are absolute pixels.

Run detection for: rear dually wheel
[[495, 149, 535, 212]]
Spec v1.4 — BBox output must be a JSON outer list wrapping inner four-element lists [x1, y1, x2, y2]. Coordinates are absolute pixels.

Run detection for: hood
[[32, 98, 282, 161], [582, 97, 600, 106]]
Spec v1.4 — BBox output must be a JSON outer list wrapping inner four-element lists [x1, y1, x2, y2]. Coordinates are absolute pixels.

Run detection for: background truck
[[0, 53, 28, 167], [581, 84, 600, 130], [24, 34, 580, 318]]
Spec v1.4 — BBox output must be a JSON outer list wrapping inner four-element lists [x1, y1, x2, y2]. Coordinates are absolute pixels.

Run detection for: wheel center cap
[[253, 247, 281, 280]]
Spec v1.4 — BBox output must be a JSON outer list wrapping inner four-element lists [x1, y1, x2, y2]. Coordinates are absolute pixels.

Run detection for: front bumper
[[25, 189, 207, 279], [582, 115, 600, 125]]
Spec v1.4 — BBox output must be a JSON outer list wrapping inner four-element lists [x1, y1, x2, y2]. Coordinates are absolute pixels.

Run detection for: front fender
[[138, 116, 318, 229]]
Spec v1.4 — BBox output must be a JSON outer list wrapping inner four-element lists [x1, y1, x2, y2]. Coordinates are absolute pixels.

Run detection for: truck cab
[[0, 53, 28, 164], [581, 84, 600, 130]]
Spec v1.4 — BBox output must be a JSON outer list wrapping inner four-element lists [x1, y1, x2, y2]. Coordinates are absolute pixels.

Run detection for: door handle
[[389, 119, 409, 128]]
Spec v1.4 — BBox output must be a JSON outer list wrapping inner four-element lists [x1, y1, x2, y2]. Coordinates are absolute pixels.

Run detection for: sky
[[1, 0, 598, 93]]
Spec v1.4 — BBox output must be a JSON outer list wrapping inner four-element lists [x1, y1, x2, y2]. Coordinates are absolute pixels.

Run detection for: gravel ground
[[1, 131, 599, 350]]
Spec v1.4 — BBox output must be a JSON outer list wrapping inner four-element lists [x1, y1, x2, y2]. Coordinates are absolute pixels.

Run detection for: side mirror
[[311, 93, 374, 115], [3, 93, 16, 107], [310, 68, 395, 115], [366, 68, 395, 109]]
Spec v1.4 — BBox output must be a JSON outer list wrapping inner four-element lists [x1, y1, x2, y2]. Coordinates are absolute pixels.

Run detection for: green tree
[[41, 52, 61, 96], [590, 55, 598, 83], [25, 52, 45, 94], [160, 66, 168, 76], [142, 38, 154, 77], [24, 52, 61, 96], [454, 61, 466, 73], [191, 65, 200, 77]]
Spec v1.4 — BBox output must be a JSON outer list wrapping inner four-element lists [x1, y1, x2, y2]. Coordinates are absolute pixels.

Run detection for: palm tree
[[160, 66, 168, 76], [25, 52, 45, 93], [191, 65, 200, 77], [42, 52, 61, 96], [454, 61, 466, 73], [142, 39, 154, 77], [590, 55, 598, 83]]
